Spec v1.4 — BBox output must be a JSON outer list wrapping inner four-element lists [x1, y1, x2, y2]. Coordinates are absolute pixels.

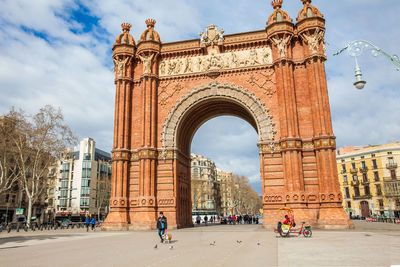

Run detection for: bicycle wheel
[[7, 227, 11, 233], [280, 230, 289, 237], [303, 229, 312, 238], [24, 226, 28, 232]]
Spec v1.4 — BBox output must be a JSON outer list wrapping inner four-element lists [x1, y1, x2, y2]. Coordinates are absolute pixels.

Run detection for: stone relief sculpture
[[113, 56, 130, 78], [302, 29, 325, 53], [272, 36, 291, 58], [158, 47, 273, 77], [199, 24, 224, 47], [138, 53, 154, 74]]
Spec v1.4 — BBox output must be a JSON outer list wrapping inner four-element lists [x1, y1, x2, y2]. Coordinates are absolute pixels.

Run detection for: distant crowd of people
[[227, 214, 259, 224]]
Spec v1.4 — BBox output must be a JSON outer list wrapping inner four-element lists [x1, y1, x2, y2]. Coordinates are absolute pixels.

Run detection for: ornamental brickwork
[[102, 0, 353, 230]]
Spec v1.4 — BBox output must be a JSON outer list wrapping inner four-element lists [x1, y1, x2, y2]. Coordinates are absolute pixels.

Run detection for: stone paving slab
[[0, 221, 399, 267]]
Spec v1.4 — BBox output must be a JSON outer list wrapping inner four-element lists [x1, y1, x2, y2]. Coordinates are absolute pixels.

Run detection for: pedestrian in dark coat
[[157, 212, 168, 243]]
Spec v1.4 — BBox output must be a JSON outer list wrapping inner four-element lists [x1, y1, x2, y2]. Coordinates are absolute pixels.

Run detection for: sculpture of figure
[[261, 48, 272, 64], [113, 56, 130, 77], [248, 49, 260, 66], [230, 52, 238, 68], [175, 59, 183, 74], [302, 29, 324, 54], [168, 61, 176, 75], [138, 53, 154, 74], [159, 61, 166, 76], [272, 36, 291, 58], [199, 31, 207, 44], [184, 58, 193, 73], [197, 57, 203, 72], [217, 28, 224, 42]]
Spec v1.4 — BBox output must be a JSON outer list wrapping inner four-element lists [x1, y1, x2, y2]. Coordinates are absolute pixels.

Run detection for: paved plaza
[[0, 221, 399, 267]]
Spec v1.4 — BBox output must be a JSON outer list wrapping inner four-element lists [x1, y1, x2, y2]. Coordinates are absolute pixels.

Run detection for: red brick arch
[[103, 1, 353, 230], [160, 81, 276, 155]]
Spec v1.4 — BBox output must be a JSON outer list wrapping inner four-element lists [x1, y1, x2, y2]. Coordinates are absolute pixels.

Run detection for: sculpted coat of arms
[[199, 24, 224, 47]]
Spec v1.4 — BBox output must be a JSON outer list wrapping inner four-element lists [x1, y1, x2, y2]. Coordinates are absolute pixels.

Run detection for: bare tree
[[0, 116, 20, 196], [5, 106, 76, 226], [191, 178, 207, 210], [96, 171, 111, 220], [231, 175, 262, 215]]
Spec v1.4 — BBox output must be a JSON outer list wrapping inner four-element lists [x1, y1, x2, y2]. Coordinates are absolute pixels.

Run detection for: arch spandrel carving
[[160, 81, 277, 153]]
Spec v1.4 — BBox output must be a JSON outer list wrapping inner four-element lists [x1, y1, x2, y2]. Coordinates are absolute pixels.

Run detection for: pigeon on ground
[[210, 241, 216, 246], [154, 244, 158, 249], [236, 240, 242, 244], [169, 245, 174, 250], [257, 240, 260, 246]]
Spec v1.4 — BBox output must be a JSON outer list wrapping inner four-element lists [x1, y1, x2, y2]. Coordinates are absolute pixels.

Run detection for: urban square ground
[[0, 221, 399, 267]]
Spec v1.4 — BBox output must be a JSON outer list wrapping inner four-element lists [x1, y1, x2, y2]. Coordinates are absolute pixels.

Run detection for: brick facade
[[103, 0, 353, 230]]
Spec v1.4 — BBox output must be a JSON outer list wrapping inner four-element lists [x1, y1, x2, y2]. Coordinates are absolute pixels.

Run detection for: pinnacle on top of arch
[[297, 0, 323, 21], [139, 18, 161, 43], [114, 22, 135, 46], [267, 0, 292, 25], [271, 0, 283, 9], [301, 0, 312, 4], [121, 22, 132, 32], [145, 19, 156, 28]]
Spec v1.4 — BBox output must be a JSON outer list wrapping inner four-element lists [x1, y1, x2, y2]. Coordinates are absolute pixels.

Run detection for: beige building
[[190, 154, 220, 213], [337, 143, 400, 218], [217, 169, 237, 216], [51, 138, 112, 220]]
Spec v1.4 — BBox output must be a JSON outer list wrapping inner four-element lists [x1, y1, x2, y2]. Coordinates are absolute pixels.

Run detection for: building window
[[376, 184, 382, 196], [61, 180, 68, 188], [351, 163, 356, 169], [84, 153, 91, 160], [347, 201, 351, 208], [82, 161, 92, 178], [362, 173, 368, 183], [354, 186, 360, 197], [361, 161, 366, 169], [61, 163, 69, 172], [345, 187, 350, 199], [374, 171, 380, 181], [378, 199, 384, 208], [81, 188, 90, 197], [59, 199, 67, 207], [60, 189, 68, 198], [372, 159, 377, 169], [353, 175, 358, 182], [343, 175, 348, 183], [80, 198, 90, 206], [194, 168, 198, 172], [364, 185, 370, 196], [388, 157, 395, 166], [81, 179, 90, 187], [391, 170, 397, 180], [342, 164, 346, 172]]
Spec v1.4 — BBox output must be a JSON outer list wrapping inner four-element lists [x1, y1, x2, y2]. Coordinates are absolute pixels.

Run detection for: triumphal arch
[[103, 0, 353, 230]]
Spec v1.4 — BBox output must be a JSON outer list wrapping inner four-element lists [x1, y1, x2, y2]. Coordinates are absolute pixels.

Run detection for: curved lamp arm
[[335, 40, 400, 70]]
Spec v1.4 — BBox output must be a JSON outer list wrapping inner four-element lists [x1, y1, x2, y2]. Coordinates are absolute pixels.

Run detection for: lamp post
[[334, 40, 400, 89]]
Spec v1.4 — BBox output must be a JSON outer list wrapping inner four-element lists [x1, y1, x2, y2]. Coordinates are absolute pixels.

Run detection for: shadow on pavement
[[0, 234, 83, 246]]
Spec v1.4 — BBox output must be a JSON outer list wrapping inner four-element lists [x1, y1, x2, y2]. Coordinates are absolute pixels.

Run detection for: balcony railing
[[351, 180, 360, 186], [350, 168, 358, 174], [386, 163, 398, 169], [361, 180, 369, 185], [359, 167, 368, 173], [341, 169, 347, 174]]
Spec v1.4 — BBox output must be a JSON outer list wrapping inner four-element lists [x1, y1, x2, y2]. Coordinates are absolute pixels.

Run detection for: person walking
[[196, 215, 201, 226], [157, 211, 168, 243], [85, 215, 90, 232], [90, 217, 96, 231], [204, 215, 208, 226]]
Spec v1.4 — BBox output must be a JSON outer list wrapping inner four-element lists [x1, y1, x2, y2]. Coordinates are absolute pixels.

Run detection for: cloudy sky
[[1, 0, 399, 194]]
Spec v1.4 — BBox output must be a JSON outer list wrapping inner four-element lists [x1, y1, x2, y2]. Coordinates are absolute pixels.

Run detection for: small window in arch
[[307, 8, 313, 18], [276, 12, 282, 22]]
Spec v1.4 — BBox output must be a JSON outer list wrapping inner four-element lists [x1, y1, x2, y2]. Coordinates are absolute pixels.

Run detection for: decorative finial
[[301, 0, 312, 4], [145, 19, 156, 28], [121, 22, 131, 32], [271, 0, 283, 9]]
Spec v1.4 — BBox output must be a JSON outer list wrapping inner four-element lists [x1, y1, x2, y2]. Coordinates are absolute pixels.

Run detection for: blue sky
[[1, 0, 399, 194]]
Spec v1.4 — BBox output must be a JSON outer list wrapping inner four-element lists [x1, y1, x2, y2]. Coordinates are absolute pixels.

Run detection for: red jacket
[[283, 218, 290, 225]]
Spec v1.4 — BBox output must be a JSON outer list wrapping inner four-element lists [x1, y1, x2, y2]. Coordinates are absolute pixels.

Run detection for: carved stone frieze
[[159, 47, 272, 77]]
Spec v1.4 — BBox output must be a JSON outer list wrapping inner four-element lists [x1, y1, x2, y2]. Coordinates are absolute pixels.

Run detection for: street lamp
[[334, 40, 400, 90]]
